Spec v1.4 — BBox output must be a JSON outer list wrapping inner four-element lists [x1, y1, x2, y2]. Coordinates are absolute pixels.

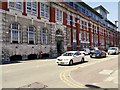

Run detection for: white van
[[108, 47, 119, 55]]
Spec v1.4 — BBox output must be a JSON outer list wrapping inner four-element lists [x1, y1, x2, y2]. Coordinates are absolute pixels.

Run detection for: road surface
[[2, 54, 119, 88]]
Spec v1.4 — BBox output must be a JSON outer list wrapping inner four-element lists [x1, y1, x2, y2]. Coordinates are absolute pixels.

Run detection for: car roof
[[65, 51, 78, 53], [109, 47, 118, 48]]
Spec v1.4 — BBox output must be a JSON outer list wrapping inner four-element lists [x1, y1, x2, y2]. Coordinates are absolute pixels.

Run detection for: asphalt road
[[71, 54, 119, 88], [2, 54, 119, 88]]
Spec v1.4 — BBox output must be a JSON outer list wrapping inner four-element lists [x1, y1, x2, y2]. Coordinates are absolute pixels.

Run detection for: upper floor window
[[27, 26, 36, 44], [9, 0, 22, 10], [27, 0, 37, 15], [80, 20, 82, 28], [9, 23, 21, 43], [73, 30, 76, 40], [67, 28, 71, 45], [56, 9, 63, 22], [72, 17, 76, 26], [40, 3, 49, 19], [84, 22, 88, 30], [67, 14, 71, 25]]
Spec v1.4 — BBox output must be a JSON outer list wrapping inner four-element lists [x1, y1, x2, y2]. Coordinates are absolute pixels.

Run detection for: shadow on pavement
[[85, 84, 101, 88], [2, 61, 21, 65]]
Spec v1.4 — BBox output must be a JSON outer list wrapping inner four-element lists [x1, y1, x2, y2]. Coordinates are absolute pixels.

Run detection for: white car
[[108, 47, 119, 55], [56, 51, 85, 65]]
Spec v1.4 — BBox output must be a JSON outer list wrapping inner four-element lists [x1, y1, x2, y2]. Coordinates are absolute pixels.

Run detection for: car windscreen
[[63, 53, 74, 56], [95, 50, 101, 54], [109, 48, 116, 50]]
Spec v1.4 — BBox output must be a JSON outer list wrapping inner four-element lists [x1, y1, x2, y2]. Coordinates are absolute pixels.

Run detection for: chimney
[[115, 21, 118, 27]]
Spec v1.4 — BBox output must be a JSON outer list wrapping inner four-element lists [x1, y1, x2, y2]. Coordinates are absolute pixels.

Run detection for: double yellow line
[[60, 68, 86, 88], [59, 55, 118, 88]]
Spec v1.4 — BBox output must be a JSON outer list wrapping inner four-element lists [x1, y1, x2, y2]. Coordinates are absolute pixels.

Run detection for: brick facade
[[1, 1, 120, 61]]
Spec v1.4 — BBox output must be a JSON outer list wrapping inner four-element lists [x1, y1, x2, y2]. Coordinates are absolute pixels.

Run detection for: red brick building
[[0, 1, 120, 61]]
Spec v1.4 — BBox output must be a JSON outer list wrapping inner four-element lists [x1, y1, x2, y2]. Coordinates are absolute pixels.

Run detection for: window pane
[[16, 1, 22, 10], [40, 3, 44, 17], [9, 0, 15, 8], [45, 5, 49, 18], [12, 30, 18, 41], [41, 28, 47, 44], [27, 2, 31, 13], [28, 26, 35, 44], [12, 23, 19, 29], [56, 9, 59, 21], [59, 10, 62, 22], [32, 2, 37, 14]]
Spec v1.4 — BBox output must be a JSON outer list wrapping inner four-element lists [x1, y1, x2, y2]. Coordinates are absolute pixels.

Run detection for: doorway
[[55, 30, 64, 56]]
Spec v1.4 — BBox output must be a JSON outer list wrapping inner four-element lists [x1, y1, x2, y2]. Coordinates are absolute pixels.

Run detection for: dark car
[[90, 50, 106, 58]]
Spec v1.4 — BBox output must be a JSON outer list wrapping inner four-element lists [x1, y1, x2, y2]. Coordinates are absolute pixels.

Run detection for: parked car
[[90, 50, 106, 58], [108, 47, 119, 55], [56, 51, 85, 65], [79, 48, 90, 55], [89, 47, 99, 54]]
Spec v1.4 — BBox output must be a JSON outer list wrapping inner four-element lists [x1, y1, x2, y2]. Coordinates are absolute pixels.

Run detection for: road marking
[[60, 69, 86, 88], [104, 77, 114, 81], [99, 70, 113, 75], [59, 55, 118, 88]]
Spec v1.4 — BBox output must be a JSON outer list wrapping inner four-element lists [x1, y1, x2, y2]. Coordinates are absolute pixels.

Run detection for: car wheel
[[69, 60, 73, 66], [90, 55, 93, 58], [81, 58, 84, 62]]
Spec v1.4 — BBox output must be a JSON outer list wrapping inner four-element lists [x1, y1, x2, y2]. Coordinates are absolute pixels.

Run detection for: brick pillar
[[70, 15, 73, 50], [1, 1, 9, 11], [37, 2, 40, 19], [93, 24, 94, 47], [22, 0, 27, 16], [104, 29, 106, 49], [49, 6, 55, 23], [98, 26, 100, 49], [88, 22, 92, 48], [63, 12, 67, 26], [76, 18, 80, 50]]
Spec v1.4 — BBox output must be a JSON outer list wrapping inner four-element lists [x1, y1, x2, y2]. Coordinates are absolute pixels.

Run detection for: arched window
[[41, 28, 48, 44], [27, 26, 36, 44], [9, 23, 21, 43]]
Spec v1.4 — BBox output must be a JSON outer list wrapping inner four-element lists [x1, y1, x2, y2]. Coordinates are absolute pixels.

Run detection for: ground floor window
[[27, 26, 36, 44], [41, 28, 48, 44], [9, 23, 21, 43], [67, 28, 71, 45]]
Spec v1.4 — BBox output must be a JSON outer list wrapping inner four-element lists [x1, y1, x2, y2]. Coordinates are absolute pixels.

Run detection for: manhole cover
[[20, 82, 48, 88]]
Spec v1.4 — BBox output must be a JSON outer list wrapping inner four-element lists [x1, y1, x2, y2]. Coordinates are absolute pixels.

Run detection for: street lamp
[[32, 46, 34, 54], [15, 46, 18, 55]]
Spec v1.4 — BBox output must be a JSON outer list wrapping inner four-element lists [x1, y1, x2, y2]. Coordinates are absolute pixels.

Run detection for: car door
[[73, 52, 79, 63], [74, 52, 82, 63]]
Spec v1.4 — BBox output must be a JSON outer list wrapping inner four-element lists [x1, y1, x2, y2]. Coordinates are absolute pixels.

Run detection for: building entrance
[[55, 30, 64, 56]]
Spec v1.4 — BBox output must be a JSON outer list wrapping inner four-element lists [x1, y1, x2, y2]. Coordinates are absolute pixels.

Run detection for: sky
[[82, 0, 119, 24]]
